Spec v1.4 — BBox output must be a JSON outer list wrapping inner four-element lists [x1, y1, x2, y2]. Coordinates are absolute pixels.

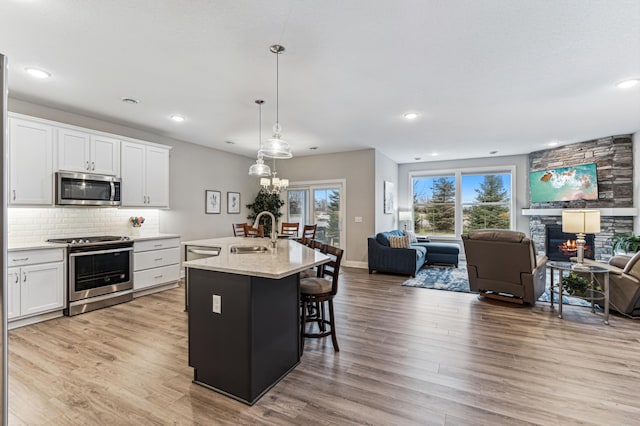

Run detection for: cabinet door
[[120, 141, 147, 206], [57, 128, 91, 173], [9, 118, 54, 205], [145, 146, 170, 207], [20, 262, 64, 317], [91, 135, 121, 176], [7, 267, 21, 320]]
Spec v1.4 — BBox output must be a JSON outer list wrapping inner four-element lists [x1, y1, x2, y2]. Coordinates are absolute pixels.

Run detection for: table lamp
[[562, 209, 600, 268], [399, 211, 412, 231]]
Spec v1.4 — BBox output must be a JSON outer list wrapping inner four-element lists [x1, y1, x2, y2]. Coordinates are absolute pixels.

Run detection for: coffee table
[[546, 261, 610, 325]]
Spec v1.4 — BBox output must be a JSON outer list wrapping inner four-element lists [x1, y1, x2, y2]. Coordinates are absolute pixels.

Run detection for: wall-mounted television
[[530, 163, 598, 203]]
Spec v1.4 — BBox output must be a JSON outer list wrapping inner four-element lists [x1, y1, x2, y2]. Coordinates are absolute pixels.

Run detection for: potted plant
[[611, 233, 640, 255], [246, 189, 284, 236], [561, 272, 601, 298]]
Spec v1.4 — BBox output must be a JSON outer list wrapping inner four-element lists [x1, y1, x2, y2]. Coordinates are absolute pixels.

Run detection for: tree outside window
[[462, 174, 511, 232], [412, 176, 456, 236]]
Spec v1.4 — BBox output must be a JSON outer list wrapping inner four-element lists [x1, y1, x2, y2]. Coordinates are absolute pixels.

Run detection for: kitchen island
[[182, 237, 329, 405]]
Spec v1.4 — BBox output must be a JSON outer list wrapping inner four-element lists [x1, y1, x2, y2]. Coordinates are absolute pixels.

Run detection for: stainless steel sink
[[229, 245, 270, 254]]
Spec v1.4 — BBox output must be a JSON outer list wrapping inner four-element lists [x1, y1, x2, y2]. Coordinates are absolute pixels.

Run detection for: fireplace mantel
[[522, 208, 638, 217]]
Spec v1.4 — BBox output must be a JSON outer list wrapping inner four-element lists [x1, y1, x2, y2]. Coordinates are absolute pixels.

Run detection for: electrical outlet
[[355, 216, 363, 223], [212, 294, 221, 314]]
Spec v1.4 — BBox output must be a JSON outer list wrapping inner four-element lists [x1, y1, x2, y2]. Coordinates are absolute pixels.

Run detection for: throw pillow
[[403, 230, 418, 243], [389, 235, 410, 248]]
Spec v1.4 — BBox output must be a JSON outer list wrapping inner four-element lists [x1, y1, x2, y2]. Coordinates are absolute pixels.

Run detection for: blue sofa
[[368, 230, 460, 277]]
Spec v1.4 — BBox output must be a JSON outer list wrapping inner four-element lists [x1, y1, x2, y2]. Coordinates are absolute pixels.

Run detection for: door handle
[[86, 161, 90, 170], [14, 273, 19, 284], [22, 272, 27, 282], [12, 190, 16, 201], [92, 161, 95, 170]]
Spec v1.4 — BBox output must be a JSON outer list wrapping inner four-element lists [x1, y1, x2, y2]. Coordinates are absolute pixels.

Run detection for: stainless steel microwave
[[56, 172, 121, 206]]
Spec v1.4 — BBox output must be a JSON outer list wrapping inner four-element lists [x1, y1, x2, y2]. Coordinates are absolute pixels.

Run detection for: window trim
[[409, 165, 516, 238]]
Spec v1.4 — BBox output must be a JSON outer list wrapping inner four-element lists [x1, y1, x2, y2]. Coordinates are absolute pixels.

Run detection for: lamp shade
[[562, 210, 601, 234], [399, 211, 412, 222]]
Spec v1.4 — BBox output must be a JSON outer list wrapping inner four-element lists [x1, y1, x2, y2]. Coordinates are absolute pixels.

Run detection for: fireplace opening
[[545, 224, 595, 262]]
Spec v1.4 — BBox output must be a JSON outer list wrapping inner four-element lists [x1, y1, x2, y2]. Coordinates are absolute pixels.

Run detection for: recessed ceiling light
[[225, 141, 235, 145], [489, 150, 498, 155], [403, 112, 419, 120], [24, 67, 51, 79], [171, 115, 185, 122], [548, 141, 559, 146], [431, 152, 438, 157], [616, 79, 639, 89], [121, 97, 139, 104]]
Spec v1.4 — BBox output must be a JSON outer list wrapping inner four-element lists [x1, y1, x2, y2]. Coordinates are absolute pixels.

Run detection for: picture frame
[[205, 190, 221, 214], [227, 192, 241, 214], [384, 181, 394, 214]]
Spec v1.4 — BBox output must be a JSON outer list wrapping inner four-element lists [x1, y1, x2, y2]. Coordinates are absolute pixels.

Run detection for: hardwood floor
[[8, 268, 640, 425]]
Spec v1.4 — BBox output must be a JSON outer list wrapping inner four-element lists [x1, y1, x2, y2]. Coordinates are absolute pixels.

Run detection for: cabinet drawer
[[134, 264, 180, 290], [134, 247, 180, 271], [134, 238, 180, 253], [8, 248, 64, 267]]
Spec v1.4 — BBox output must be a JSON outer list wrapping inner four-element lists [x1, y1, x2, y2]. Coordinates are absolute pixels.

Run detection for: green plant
[[561, 272, 600, 296], [246, 189, 285, 236], [611, 233, 640, 254]]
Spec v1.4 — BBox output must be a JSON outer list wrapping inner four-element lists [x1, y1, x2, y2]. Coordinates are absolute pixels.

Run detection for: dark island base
[[187, 268, 300, 405]]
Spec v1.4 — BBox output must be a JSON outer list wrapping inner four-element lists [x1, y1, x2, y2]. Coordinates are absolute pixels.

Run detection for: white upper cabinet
[[121, 141, 170, 208], [57, 128, 120, 176], [9, 117, 54, 205]]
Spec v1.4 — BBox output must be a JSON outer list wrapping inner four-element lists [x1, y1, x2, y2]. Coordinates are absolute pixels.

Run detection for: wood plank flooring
[[8, 268, 640, 425]]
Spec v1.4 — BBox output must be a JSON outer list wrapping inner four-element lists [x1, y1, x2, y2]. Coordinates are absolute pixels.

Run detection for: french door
[[286, 181, 344, 248]]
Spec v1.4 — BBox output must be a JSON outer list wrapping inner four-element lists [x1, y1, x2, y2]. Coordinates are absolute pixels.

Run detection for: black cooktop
[[47, 235, 131, 245]]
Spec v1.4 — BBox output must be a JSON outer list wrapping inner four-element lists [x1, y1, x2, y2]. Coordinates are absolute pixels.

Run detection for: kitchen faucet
[[254, 211, 277, 248]]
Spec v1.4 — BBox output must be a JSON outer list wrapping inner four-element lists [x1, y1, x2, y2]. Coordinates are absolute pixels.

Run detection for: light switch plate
[[212, 294, 221, 314], [355, 216, 363, 223]]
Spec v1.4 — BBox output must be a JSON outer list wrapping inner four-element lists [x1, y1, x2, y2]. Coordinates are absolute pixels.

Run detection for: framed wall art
[[227, 192, 241, 214], [384, 181, 394, 214], [205, 190, 221, 214]]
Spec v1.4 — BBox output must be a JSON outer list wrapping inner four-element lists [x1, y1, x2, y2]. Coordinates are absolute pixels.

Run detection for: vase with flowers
[[129, 216, 145, 236]]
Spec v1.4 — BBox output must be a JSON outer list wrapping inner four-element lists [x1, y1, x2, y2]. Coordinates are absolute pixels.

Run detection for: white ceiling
[[1, 0, 639, 164]]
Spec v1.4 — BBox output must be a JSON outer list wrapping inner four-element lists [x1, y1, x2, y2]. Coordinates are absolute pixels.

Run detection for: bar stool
[[300, 244, 344, 353], [281, 222, 300, 238], [232, 223, 247, 237], [302, 224, 317, 239], [243, 224, 264, 238]]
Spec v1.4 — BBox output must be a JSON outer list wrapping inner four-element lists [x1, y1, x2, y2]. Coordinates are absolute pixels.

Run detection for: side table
[[547, 261, 610, 325]]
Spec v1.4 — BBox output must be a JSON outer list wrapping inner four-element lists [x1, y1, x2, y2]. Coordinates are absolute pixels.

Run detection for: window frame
[[409, 165, 516, 239]]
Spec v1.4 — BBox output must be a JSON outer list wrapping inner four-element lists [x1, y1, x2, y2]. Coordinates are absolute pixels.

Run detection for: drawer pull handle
[[154, 258, 163, 261], [153, 274, 164, 279], [12, 257, 29, 262], [153, 244, 162, 248]]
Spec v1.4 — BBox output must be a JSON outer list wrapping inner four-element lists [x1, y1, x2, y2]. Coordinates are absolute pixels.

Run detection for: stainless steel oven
[[48, 236, 133, 315]]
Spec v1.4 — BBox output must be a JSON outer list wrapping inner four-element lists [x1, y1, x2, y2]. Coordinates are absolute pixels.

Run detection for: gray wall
[[398, 154, 530, 236], [8, 98, 259, 242], [635, 131, 640, 232], [276, 149, 375, 266], [374, 151, 398, 233]]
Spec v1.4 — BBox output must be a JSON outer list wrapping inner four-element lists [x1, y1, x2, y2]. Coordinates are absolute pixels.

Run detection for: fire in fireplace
[[546, 225, 595, 261]]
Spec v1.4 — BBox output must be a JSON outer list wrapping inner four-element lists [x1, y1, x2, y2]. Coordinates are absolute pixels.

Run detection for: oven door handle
[[69, 246, 133, 257]]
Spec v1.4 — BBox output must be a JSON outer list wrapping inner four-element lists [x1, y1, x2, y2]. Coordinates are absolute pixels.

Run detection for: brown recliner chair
[[582, 252, 640, 317], [462, 229, 547, 304]]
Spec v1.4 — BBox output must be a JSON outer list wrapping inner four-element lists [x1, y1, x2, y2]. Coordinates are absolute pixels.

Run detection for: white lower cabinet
[[134, 238, 180, 292], [7, 248, 65, 322]]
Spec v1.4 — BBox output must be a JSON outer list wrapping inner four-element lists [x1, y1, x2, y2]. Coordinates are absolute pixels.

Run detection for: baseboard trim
[[343, 260, 367, 269]]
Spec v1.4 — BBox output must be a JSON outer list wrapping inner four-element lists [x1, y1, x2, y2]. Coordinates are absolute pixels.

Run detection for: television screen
[[530, 163, 598, 203]]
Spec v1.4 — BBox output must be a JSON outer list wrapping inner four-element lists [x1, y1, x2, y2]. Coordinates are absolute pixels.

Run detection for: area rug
[[402, 265, 592, 307]]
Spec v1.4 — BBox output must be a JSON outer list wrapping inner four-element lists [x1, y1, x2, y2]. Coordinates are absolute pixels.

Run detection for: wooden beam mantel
[[521, 208, 638, 217]]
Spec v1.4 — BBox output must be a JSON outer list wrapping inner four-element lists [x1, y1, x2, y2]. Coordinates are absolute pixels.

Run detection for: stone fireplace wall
[[528, 135, 634, 261]]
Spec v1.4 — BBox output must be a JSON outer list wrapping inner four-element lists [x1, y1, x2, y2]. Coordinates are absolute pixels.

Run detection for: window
[[412, 175, 456, 236], [411, 167, 514, 238], [461, 173, 511, 233]]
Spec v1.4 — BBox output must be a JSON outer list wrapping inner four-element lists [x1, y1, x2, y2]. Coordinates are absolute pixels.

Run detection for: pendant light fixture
[[260, 156, 289, 194], [259, 44, 293, 159], [248, 99, 272, 177]]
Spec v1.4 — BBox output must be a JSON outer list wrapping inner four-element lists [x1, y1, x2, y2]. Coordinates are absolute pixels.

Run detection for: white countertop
[[8, 233, 181, 251], [183, 237, 330, 279], [131, 233, 180, 242]]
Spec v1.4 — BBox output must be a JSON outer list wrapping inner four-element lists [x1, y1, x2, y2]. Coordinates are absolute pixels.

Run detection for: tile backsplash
[[8, 207, 160, 244]]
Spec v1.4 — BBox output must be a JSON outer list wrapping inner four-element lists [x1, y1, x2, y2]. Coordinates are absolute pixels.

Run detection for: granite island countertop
[[182, 237, 329, 279]]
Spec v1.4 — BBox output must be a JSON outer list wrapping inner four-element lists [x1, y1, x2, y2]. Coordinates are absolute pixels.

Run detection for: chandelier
[[260, 157, 289, 194], [259, 45, 293, 159], [248, 99, 271, 177]]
